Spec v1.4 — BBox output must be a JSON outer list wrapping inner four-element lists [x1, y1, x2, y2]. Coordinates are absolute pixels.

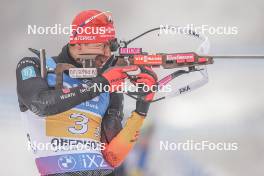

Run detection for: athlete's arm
[[102, 111, 145, 167], [102, 67, 157, 167], [16, 57, 109, 116], [101, 93, 124, 144], [101, 94, 145, 168]]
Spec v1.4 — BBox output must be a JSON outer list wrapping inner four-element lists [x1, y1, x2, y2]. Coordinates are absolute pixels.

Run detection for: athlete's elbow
[[30, 98, 61, 116], [32, 92, 64, 116], [29, 103, 54, 117]]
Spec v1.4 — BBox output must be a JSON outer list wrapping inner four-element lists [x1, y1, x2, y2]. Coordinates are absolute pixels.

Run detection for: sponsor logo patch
[[119, 48, 142, 55], [166, 53, 195, 63], [69, 68, 97, 78], [21, 66, 36, 80], [134, 55, 162, 65], [58, 155, 76, 170]]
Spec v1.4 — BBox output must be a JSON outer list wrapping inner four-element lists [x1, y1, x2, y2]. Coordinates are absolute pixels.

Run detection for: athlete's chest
[[46, 58, 110, 116], [44, 58, 110, 140]]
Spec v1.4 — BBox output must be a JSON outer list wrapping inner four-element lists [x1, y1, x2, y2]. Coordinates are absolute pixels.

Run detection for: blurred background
[[0, 0, 264, 175]]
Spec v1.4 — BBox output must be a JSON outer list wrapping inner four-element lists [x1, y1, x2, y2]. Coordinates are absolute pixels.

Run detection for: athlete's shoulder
[[16, 56, 40, 70], [16, 57, 41, 81]]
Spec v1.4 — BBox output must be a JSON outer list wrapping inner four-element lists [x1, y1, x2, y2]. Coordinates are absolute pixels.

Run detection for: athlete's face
[[69, 43, 111, 67]]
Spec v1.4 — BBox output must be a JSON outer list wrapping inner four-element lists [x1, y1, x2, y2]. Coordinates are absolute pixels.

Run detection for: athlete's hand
[[133, 66, 158, 116], [102, 65, 139, 92], [133, 66, 157, 101]]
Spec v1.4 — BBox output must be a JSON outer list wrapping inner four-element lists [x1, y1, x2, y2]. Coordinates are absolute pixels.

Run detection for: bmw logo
[[58, 155, 76, 170]]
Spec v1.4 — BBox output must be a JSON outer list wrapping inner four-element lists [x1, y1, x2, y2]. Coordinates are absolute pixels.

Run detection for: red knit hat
[[69, 10, 115, 44]]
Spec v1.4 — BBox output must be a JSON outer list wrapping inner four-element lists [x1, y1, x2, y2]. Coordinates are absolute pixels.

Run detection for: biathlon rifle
[[33, 25, 264, 102], [103, 25, 264, 102]]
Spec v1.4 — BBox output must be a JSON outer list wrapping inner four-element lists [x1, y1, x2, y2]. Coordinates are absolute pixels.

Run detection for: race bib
[[46, 109, 101, 141]]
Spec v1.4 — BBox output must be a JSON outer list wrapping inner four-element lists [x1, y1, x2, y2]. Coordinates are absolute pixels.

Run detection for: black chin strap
[[100, 55, 118, 73]]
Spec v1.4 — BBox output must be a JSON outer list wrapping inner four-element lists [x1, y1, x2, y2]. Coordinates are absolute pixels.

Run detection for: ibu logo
[[58, 155, 76, 170]]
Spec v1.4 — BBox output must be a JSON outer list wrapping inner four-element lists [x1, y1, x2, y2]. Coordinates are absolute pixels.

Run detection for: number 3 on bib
[[46, 109, 101, 140], [68, 113, 89, 134]]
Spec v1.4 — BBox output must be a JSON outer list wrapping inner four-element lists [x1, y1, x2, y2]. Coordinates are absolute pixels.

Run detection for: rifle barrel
[[210, 55, 264, 59]]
